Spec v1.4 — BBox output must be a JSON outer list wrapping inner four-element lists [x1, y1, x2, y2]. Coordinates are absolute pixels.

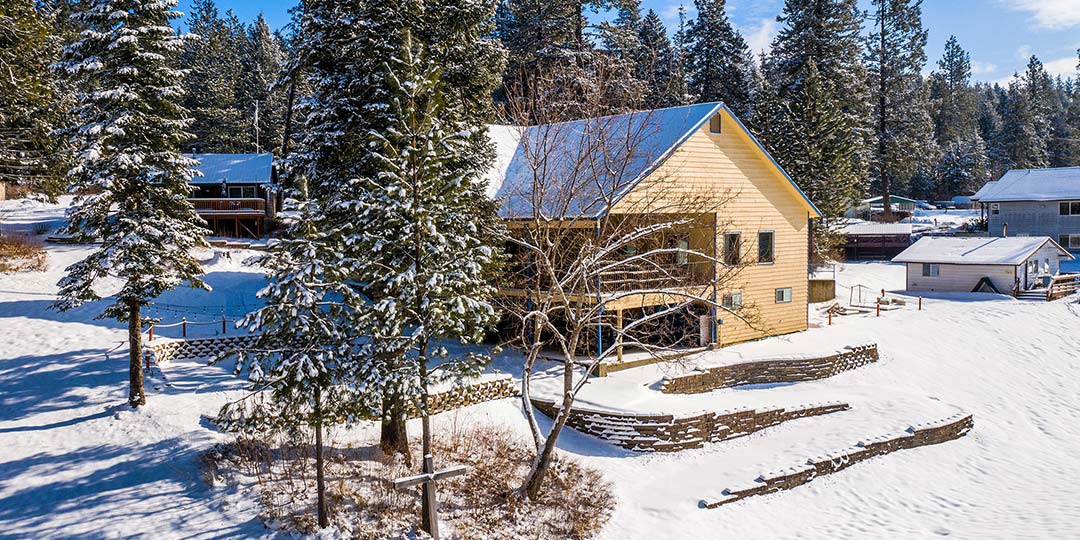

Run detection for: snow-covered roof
[[838, 221, 912, 236], [975, 167, 1080, 202], [859, 195, 918, 205], [187, 153, 274, 184], [485, 103, 820, 219], [970, 181, 998, 201], [893, 236, 1073, 265]]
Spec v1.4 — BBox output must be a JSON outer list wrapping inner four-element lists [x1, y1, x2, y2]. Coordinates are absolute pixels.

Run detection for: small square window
[[676, 238, 689, 267], [229, 186, 256, 198], [758, 231, 775, 264], [1072, 201, 1080, 215], [922, 263, 940, 277], [1060, 235, 1070, 248], [1072, 236, 1080, 249], [1061, 202, 1071, 216], [775, 287, 792, 303], [722, 292, 742, 310], [991, 203, 999, 215], [709, 114, 722, 133]]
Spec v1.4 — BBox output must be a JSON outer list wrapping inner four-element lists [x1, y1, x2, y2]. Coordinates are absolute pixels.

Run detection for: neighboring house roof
[[893, 236, 1074, 265], [859, 195, 919, 205], [970, 181, 998, 201], [187, 153, 274, 184], [485, 102, 821, 219], [838, 221, 912, 236], [975, 167, 1080, 202]]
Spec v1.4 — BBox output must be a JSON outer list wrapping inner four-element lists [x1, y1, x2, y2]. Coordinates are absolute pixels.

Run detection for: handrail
[[187, 198, 265, 213]]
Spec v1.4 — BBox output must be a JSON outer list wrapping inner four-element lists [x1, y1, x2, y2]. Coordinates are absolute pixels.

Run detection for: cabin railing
[[500, 260, 713, 294], [187, 198, 265, 214], [1047, 273, 1080, 301]]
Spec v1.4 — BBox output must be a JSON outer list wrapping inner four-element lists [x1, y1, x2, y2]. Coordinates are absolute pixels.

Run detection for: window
[[1064, 235, 1080, 249], [723, 233, 741, 266], [758, 231, 775, 264], [228, 186, 256, 198], [922, 263, 940, 277], [1062, 201, 1080, 216], [722, 292, 743, 310], [775, 288, 792, 303], [676, 238, 689, 267], [709, 114, 722, 133], [991, 203, 999, 215]]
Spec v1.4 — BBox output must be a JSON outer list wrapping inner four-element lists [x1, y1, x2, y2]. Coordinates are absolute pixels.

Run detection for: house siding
[[613, 109, 813, 346], [906, 263, 1016, 293], [988, 200, 1080, 244]]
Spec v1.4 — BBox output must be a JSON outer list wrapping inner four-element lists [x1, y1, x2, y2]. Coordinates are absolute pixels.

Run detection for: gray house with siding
[[972, 167, 1080, 251]]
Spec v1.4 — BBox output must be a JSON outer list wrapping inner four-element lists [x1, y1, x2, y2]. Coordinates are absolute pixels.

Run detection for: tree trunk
[[127, 299, 146, 408], [521, 348, 577, 499], [280, 80, 297, 159], [314, 386, 329, 528], [418, 349, 437, 537], [380, 386, 412, 466]]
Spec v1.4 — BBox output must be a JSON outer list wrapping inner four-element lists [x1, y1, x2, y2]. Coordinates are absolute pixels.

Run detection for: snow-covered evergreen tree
[[55, 0, 209, 408], [999, 57, 1054, 171], [599, 0, 648, 106], [238, 14, 288, 154], [927, 36, 987, 198], [637, 9, 683, 107], [686, 0, 755, 118], [181, 0, 247, 153], [0, 0, 69, 198], [762, 0, 870, 230], [349, 33, 500, 527], [866, 0, 936, 207], [217, 181, 364, 528], [1065, 51, 1080, 166]]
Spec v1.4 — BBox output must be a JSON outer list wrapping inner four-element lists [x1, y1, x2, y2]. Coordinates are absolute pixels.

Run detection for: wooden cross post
[[393, 458, 466, 540]]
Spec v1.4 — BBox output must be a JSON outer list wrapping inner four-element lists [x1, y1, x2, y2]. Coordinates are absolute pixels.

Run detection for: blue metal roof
[[486, 102, 821, 219], [187, 153, 274, 184]]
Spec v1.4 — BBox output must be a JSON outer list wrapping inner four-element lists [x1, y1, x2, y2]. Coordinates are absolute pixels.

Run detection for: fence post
[[148, 325, 154, 342], [918, 296, 922, 311], [876, 303, 880, 317], [182, 317, 187, 338], [222, 314, 227, 335], [828, 311, 832, 326]]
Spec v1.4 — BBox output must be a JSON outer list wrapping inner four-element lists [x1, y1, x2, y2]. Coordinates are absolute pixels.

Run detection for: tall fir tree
[[927, 37, 987, 198], [637, 10, 683, 107], [685, 0, 755, 118], [0, 0, 69, 198], [762, 0, 870, 233], [55, 0, 209, 408], [237, 14, 288, 154], [1065, 51, 1080, 165], [181, 0, 247, 153], [866, 0, 936, 209], [599, 0, 647, 106], [352, 33, 500, 529], [999, 57, 1055, 171]]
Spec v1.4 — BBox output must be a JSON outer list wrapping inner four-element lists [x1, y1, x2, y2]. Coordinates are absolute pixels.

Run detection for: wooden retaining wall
[[660, 344, 878, 394], [532, 398, 849, 452], [701, 413, 974, 508]]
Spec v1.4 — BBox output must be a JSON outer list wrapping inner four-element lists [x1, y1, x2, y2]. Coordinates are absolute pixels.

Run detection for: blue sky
[[196, 0, 1080, 84]]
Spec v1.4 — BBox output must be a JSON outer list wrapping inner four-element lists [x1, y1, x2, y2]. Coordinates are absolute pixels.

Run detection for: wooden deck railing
[[1047, 273, 1080, 301], [187, 198, 265, 214]]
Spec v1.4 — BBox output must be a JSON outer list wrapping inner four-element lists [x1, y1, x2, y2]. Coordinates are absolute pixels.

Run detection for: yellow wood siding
[[611, 109, 813, 346]]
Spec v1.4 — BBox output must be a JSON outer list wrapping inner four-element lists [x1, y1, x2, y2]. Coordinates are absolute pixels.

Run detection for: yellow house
[[486, 102, 821, 356]]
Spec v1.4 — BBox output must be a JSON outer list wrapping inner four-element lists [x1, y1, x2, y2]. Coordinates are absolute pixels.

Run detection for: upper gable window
[[709, 114, 721, 134]]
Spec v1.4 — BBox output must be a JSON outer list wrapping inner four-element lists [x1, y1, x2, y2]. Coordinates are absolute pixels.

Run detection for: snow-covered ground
[[3, 197, 1080, 539]]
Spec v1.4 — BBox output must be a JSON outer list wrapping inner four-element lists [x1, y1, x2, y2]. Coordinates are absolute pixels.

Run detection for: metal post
[[918, 296, 922, 311], [182, 317, 187, 338], [221, 315, 227, 334]]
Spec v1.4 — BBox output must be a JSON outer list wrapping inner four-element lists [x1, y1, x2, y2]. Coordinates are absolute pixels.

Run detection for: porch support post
[[711, 212, 719, 346], [615, 309, 623, 363]]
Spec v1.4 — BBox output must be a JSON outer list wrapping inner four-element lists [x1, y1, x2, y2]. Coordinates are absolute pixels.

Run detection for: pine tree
[[599, 0, 647, 106], [1065, 51, 1080, 165], [637, 10, 682, 108], [977, 83, 1009, 178], [999, 57, 1055, 171], [352, 33, 500, 531], [927, 36, 987, 198], [0, 0, 69, 198], [238, 14, 288, 154], [762, 0, 870, 230], [866, 0, 936, 209], [217, 179, 365, 528], [686, 0, 755, 118], [55, 0, 209, 408], [181, 0, 247, 152]]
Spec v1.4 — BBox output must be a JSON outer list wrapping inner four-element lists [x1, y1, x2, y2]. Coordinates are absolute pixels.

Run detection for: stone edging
[[660, 343, 879, 394], [701, 413, 974, 508], [532, 398, 850, 452], [144, 335, 259, 365], [427, 376, 519, 416]]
